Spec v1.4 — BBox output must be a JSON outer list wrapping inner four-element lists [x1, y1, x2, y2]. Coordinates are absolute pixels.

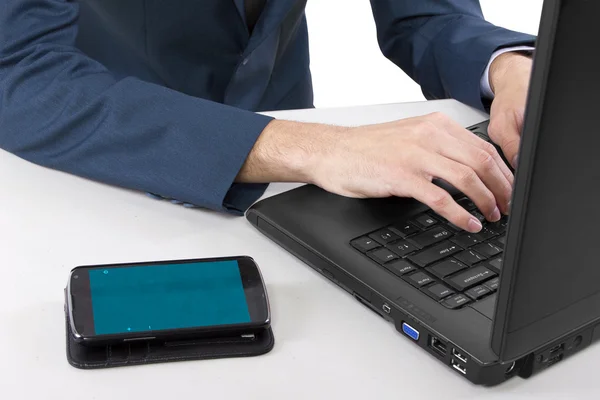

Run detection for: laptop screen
[[492, 0, 600, 360]]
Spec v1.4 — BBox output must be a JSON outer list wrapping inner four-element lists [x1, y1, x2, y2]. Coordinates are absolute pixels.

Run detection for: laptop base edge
[[246, 209, 523, 386]]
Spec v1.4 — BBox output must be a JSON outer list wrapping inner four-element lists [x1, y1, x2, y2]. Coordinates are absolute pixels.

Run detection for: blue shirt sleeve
[[0, 0, 273, 214], [369, 0, 536, 110]]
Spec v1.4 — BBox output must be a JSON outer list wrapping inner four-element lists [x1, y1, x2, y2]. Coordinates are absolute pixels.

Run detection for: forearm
[[236, 119, 344, 185], [0, 0, 274, 214], [486, 51, 534, 168], [370, 0, 536, 110]]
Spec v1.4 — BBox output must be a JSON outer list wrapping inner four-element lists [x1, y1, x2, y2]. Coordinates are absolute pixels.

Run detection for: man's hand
[[488, 52, 534, 168], [238, 113, 513, 233], [236, 52, 532, 232]]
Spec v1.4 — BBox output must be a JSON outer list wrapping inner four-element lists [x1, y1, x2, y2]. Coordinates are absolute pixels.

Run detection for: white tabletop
[[1, 99, 598, 399]]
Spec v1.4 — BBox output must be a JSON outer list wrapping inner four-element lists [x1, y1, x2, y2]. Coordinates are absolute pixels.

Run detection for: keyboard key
[[384, 259, 417, 276], [455, 249, 487, 266], [445, 266, 497, 291], [473, 243, 502, 258], [488, 218, 509, 233], [411, 214, 439, 229], [442, 294, 472, 309], [427, 259, 468, 279], [423, 283, 455, 300], [386, 240, 419, 257], [494, 235, 507, 248], [483, 277, 500, 291], [427, 213, 461, 232], [369, 229, 401, 245], [403, 271, 435, 288], [351, 237, 381, 253], [389, 222, 421, 238], [367, 248, 399, 264], [407, 226, 453, 249], [408, 241, 462, 267], [470, 210, 486, 223], [487, 256, 503, 273], [474, 228, 497, 241], [465, 285, 491, 300], [446, 222, 463, 233], [451, 232, 482, 248], [456, 197, 477, 211]]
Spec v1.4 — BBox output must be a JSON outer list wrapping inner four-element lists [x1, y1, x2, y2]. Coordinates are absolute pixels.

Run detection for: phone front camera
[[73, 275, 79, 279]]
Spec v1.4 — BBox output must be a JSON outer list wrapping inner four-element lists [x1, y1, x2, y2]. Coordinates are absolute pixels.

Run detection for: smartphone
[[66, 256, 270, 345]]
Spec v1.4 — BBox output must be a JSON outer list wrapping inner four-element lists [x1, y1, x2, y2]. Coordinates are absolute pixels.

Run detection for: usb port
[[546, 354, 564, 367], [429, 336, 447, 357], [451, 359, 467, 375], [549, 343, 564, 355], [452, 348, 468, 363]]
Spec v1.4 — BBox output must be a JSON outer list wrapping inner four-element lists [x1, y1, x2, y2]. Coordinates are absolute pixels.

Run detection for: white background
[[306, 0, 544, 108]]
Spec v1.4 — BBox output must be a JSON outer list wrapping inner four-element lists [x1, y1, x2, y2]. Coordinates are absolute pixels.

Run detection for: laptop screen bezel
[[491, 0, 600, 361]]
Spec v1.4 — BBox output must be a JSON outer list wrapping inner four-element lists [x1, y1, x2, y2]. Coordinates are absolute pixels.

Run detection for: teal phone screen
[[88, 260, 251, 335]]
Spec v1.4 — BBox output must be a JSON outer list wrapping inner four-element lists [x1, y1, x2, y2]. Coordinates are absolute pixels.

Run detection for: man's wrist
[[236, 119, 343, 185], [489, 51, 533, 95], [481, 47, 534, 99]]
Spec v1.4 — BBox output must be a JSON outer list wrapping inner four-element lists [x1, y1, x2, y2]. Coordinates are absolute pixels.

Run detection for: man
[[0, 0, 534, 233]]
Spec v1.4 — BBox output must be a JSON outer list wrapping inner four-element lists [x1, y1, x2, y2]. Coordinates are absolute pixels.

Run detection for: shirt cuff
[[481, 46, 535, 99]]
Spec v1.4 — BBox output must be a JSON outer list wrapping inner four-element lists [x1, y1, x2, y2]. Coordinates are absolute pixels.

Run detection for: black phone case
[[64, 308, 275, 369]]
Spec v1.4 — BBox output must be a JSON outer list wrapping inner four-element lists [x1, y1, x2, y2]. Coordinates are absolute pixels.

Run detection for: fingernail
[[489, 207, 501, 222], [512, 155, 519, 167], [468, 217, 483, 233]]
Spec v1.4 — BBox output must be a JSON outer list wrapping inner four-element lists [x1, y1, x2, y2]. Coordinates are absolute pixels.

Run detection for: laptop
[[246, 0, 600, 386]]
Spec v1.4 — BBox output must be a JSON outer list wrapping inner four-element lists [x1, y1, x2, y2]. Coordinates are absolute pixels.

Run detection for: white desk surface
[[1, 99, 598, 400]]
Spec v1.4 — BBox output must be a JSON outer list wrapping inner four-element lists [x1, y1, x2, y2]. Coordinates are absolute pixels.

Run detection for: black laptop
[[246, 0, 600, 386]]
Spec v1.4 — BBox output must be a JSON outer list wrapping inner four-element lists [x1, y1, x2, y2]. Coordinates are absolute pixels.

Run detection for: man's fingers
[[423, 155, 500, 223], [488, 113, 522, 169], [435, 113, 514, 186], [405, 179, 483, 233], [502, 136, 521, 168], [435, 135, 512, 216]]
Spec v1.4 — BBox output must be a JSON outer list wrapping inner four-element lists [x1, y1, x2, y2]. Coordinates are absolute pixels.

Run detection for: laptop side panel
[[492, 0, 600, 360]]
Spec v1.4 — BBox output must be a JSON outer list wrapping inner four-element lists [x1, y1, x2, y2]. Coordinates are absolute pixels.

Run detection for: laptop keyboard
[[350, 197, 506, 310]]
